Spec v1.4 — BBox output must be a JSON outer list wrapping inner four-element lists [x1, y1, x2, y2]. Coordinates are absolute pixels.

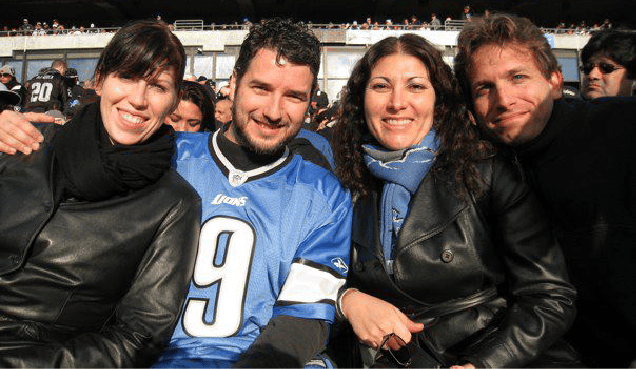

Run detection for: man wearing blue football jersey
[[153, 19, 352, 367], [0, 19, 352, 367]]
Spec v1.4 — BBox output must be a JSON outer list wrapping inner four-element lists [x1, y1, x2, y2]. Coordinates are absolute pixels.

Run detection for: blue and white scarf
[[362, 129, 439, 273]]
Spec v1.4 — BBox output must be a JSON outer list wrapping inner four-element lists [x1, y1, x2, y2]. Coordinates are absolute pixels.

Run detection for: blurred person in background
[[0, 65, 26, 108], [165, 80, 215, 132], [581, 29, 636, 99]]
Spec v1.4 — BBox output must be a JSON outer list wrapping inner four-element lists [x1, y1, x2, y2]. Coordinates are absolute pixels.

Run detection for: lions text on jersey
[[155, 131, 352, 367]]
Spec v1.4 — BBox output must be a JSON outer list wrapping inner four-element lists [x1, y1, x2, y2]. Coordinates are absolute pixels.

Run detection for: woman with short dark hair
[[0, 20, 200, 367]]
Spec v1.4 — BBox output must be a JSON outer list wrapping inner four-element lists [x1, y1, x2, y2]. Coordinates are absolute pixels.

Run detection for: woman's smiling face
[[364, 53, 436, 150], [99, 67, 178, 145]]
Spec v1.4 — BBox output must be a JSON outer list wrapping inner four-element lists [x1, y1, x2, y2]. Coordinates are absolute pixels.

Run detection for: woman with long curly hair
[[331, 34, 579, 368]]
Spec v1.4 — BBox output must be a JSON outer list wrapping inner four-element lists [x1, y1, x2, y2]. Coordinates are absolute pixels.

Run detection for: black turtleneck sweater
[[508, 97, 636, 367]]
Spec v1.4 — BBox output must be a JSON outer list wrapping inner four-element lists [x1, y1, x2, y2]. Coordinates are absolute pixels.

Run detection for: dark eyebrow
[[250, 78, 310, 100], [286, 89, 310, 101], [471, 79, 492, 90]]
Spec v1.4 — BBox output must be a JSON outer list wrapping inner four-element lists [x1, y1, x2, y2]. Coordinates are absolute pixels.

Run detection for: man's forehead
[[470, 44, 541, 75], [216, 100, 232, 109], [588, 53, 622, 65], [244, 48, 313, 90]]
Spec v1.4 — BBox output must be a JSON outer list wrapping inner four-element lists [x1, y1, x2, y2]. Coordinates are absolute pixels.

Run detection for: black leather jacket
[[349, 155, 577, 368], [0, 126, 201, 367]]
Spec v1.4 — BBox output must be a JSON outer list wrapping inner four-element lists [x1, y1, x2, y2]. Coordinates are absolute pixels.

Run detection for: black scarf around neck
[[51, 102, 175, 201]]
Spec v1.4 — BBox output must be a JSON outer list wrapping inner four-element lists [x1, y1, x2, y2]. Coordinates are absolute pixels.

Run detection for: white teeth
[[385, 119, 410, 125], [121, 113, 144, 124]]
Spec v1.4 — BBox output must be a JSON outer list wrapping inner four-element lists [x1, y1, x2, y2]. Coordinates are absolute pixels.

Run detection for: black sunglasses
[[579, 62, 624, 75], [1, 73, 12, 78], [375, 333, 412, 367]]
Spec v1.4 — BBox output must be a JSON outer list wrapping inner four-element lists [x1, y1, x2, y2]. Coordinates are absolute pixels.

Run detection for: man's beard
[[231, 109, 297, 156]]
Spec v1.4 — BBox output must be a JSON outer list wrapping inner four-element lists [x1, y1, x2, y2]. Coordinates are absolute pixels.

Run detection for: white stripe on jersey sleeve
[[277, 261, 345, 305]]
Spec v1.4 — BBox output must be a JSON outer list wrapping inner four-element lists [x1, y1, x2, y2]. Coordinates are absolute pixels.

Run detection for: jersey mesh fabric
[[154, 131, 352, 367]]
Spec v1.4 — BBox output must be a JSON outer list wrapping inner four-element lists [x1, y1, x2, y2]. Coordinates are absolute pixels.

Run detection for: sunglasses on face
[[579, 62, 624, 75], [1, 73, 11, 78]]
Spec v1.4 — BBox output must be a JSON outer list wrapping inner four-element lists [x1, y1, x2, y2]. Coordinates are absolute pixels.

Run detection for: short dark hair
[[454, 14, 559, 104], [94, 20, 185, 90], [582, 30, 636, 79], [233, 18, 321, 92], [181, 81, 215, 131]]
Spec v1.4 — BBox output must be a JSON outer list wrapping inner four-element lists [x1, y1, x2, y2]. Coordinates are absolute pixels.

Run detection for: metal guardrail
[[443, 19, 468, 30], [174, 20, 204, 31]]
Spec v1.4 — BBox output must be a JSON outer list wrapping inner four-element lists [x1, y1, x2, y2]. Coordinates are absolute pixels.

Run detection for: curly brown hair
[[332, 33, 494, 199]]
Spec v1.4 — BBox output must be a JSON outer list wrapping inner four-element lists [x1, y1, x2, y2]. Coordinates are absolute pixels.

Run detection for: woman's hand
[[341, 290, 425, 351], [0, 110, 51, 155]]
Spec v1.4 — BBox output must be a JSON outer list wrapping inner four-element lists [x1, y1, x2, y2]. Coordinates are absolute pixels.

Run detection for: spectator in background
[[33, 22, 45, 36], [23, 60, 68, 114], [55, 24, 65, 35], [410, 15, 421, 29], [602, 18, 612, 29], [454, 13, 636, 367], [462, 5, 473, 21], [18, 19, 33, 36], [165, 80, 215, 132], [364, 17, 372, 29], [430, 13, 441, 29], [310, 87, 329, 118], [51, 60, 66, 76], [197, 76, 217, 103], [0, 81, 21, 110], [213, 98, 232, 128], [581, 29, 636, 99], [241, 17, 252, 30], [216, 80, 231, 99], [0, 65, 27, 108], [62, 68, 84, 120]]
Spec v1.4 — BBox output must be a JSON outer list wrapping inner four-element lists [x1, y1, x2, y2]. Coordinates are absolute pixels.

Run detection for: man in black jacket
[[454, 14, 636, 368], [23, 60, 69, 114]]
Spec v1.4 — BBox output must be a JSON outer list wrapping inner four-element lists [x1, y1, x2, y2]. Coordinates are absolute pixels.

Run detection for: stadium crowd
[[0, 5, 620, 37], [0, 11, 635, 369]]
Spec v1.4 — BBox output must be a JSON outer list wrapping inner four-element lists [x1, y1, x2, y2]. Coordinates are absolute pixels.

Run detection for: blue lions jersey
[[155, 131, 352, 367]]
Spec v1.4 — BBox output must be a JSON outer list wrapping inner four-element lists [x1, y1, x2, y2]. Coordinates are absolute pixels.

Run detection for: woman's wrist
[[336, 287, 359, 320]]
